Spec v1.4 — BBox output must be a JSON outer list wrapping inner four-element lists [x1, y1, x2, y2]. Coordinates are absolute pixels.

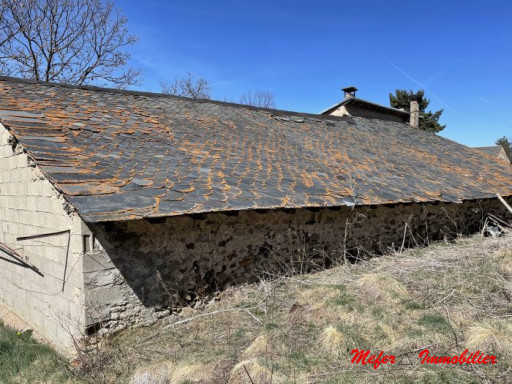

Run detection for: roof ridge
[[321, 96, 409, 116], [0, 76, 349, 122]]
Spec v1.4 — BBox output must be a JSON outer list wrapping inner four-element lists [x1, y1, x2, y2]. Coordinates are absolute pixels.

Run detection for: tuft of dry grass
[[319, 325, 345, 357], [466, 319, 512, 356], [229, 358, 281, 384], [242, 334, 270, 359], [495, 249, 512, 276], [172, 362, 216, 383], [353, 273, 409, 305]]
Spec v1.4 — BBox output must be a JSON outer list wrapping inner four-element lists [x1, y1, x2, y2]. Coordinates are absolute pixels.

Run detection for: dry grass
[[466, 320, 512, 356], [494, 249, 512, 276], [353, 273, 409, 305], [73, 232, 512, 384], [319, 326, 345, 357], [7, 231, 512, 383], [73, 231, 510, 384]]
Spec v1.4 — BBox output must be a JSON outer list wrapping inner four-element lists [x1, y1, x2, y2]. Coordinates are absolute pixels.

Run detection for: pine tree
[[389, 90, 445, 133]]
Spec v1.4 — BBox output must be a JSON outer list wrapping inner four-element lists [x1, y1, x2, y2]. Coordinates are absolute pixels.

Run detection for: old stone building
[[1, 77, 512, 355]]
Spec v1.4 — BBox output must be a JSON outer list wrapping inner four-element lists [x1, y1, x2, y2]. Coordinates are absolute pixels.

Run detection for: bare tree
[[0, 0, 140, 88], [240, 91, 276, 108], [160, 72, 210, 99]]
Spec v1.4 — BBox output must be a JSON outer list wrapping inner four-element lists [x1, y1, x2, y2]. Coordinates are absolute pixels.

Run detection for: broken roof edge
[[0, 76, 353, 123], [0, 120, 85, 222], [320, 97, 410, 117], [83, 193, 511, 224]]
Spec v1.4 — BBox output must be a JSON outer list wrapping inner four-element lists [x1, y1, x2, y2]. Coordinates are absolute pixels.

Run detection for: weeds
[[2, 232, 511, 383], [0, 322, 77, 384]]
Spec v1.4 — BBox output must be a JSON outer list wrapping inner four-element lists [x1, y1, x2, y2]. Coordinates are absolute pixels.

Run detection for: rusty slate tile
[[0, 76, 511, 223], [132, 178, 153, 187], [164, 191, 185, 201], [71, 194, 157, 215]]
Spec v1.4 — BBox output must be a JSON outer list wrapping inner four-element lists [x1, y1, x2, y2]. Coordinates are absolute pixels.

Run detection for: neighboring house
[[1, 77, 512, 355], [321, 86, 417, 126], [473, 145, 511, 164]]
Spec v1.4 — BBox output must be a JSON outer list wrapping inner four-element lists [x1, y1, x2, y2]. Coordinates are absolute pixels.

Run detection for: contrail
[[386, 59, 463, 118]]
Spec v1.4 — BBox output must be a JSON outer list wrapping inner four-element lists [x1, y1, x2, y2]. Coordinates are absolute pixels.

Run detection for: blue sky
[[118, 0, 512, 146]]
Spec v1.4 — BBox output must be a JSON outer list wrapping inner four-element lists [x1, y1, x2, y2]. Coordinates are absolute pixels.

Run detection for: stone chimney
[[409, 97, 420, 129], [342, 86, 358, 99]]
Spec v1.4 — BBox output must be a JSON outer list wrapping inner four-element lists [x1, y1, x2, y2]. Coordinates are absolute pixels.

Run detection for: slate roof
[[474, 146, 505, 158], [320, 97, 410, 119], [1, 76, 512, 223]]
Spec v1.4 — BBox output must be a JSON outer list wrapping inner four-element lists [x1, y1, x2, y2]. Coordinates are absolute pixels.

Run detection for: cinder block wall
[[85, 197, 511, 335], [0, 123, 87, 356]]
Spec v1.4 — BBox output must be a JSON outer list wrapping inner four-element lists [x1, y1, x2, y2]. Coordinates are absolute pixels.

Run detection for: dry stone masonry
[[83, 198, 511, 335]]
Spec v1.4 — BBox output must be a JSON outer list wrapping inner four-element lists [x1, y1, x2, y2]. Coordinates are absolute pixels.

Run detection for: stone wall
[[84, 197, 512, 334], [0, 123, 87, 355]]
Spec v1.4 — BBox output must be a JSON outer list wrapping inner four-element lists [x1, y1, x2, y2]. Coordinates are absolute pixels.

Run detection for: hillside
[[2, 232, 512, 384]]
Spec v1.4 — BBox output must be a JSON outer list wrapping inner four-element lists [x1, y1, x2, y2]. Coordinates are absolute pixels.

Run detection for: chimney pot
[[342, 86, 358, 99]]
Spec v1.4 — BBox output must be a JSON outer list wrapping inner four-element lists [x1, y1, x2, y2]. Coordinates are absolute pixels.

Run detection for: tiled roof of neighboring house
[[320, 97, 410, 118], [1, 76, 512, 223], [474, 146, 504, 157], [473, 145, 511, 164]]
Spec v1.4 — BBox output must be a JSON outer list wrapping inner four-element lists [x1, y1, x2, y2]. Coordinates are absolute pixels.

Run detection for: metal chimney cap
[[342, 86, 358, 99], [341, 86, 358, 93]]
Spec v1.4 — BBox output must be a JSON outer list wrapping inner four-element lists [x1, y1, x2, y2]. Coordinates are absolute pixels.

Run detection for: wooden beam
[[0, 241, 43, 276], [497, 193, 512, 215]]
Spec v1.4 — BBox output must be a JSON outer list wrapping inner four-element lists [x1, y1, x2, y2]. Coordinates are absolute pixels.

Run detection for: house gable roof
[[473, 145, 511, 163], [1, 76, 512, 223], [320, 97, 410, 118], [474, 145, 503, 157]]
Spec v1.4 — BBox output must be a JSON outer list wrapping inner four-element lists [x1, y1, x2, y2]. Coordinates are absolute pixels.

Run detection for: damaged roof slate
[[1, 76, 512, 223]]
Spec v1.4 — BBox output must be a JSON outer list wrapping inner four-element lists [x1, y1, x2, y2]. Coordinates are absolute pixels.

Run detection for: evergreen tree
[[496, 136, 511, 158], [389, 90, 445, 133]]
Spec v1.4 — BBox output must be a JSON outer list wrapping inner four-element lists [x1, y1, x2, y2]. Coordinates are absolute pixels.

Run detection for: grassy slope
[[2, 233, 512, 383], [0, 323, 76, 384], [99, 233, 512, 384]]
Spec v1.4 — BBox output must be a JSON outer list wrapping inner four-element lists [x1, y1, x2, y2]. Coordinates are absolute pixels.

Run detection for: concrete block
[[83, 251, 115, 272], [24, 196, 38, 211], [27, 182, 41, 197], [45, 248, 62, 263], [86, 285, 128, 308]]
